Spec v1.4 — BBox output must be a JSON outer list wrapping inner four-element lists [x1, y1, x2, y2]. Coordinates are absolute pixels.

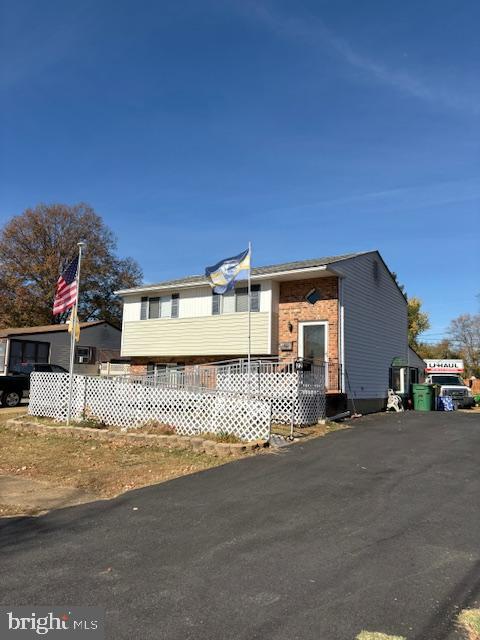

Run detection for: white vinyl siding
[[120, 280, 276, 357], [123, 284, 271, 321], [122, 312, 270, 357], [334, 252, 408, 400]]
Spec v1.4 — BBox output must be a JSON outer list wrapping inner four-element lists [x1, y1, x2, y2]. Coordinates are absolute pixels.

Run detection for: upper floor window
[[212, 292, 222, 315], [141, 294, 179, 320], [212, 284, 260, 315], [235, 285, 260, 312]]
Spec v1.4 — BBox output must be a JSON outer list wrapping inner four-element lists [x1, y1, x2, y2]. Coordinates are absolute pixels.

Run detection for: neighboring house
[[116, 250, 409, 414], [0, 321, 121, 376]]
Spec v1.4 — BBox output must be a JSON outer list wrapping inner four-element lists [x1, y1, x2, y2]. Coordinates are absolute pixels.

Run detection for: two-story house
[[116, 250, 409, 413]]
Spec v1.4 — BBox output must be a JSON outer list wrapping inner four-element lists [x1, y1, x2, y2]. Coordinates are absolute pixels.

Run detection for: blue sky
[[1, 0, 479, 340]]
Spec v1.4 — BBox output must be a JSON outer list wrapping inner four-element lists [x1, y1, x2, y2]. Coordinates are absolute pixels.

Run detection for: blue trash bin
[[437, 396, 454, 411]]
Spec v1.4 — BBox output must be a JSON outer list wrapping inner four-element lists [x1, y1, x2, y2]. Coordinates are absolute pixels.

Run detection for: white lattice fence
[[217, 371, 326, 425], [28, 373, 271, 441]]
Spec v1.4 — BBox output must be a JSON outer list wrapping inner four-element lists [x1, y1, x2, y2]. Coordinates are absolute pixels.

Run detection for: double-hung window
[[211, 284, 260, 315], [235, 285, 260, 312], [148, 297, 160, 319], [141, 294, 179, 320]]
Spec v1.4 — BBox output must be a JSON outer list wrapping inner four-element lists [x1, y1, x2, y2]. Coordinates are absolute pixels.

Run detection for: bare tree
[[448, 314, 480, 376], [0, 203, 142, 328], [416, 338, 461, 360]]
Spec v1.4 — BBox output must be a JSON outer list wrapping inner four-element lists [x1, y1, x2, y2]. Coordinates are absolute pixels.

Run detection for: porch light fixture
[[287, 321, 293, 333], [305, 288, 321, 305]]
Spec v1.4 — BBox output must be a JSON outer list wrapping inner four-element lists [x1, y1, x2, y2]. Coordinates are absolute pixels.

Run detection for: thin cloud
[[243, 2, 479, 115], [254, 178, 480, 219]]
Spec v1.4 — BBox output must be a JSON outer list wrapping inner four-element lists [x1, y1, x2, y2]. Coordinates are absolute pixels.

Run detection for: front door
[[298, 321, 328, 364]]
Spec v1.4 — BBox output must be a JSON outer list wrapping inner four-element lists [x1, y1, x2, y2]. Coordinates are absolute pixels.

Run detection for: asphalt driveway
[[1, 411, 479, 640]]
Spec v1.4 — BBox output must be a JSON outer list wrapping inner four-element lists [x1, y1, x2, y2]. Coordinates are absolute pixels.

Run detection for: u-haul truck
[[424, 359, 474, 408]]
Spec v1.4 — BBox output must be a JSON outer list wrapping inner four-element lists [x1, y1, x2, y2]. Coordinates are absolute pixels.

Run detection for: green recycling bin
[[412, 383, 434, 411]]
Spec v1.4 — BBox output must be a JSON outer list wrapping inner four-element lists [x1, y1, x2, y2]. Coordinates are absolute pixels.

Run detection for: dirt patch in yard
[[0, 425, 229, 508], [271, 420, 351, 440], [0, 475, 98, 517], [0, 503, 41, 517], [356, 633, 406, 640]]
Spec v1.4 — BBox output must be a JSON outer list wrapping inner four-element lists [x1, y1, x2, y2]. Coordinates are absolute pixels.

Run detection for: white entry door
[[298, 321, 328, 364]]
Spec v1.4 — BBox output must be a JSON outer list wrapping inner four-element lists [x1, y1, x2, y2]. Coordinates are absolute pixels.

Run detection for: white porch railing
[[108, 358, 327, 425], [28, 372, 271, 442], [100, 362, 131, 376]]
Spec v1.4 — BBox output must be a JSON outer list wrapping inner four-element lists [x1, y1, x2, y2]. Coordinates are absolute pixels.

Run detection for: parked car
[[424, 373, 475, 409], [0, 363, 68, 407], [9, 363, 68, 375]]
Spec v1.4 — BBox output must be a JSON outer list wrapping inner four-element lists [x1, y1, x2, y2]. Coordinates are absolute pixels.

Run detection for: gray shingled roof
[[117, 251, 370, 294], [0, 321, 116, 338]]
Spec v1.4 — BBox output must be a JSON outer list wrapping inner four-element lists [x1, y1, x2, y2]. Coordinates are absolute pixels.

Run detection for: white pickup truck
[[424, 372, 475, 409]]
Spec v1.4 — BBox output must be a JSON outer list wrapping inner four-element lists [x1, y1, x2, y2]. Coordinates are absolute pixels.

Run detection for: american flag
[[53, 256, 79, 316]]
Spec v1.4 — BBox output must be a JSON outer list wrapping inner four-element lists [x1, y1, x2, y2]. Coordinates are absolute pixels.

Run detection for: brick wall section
[[278, 277, 339, 361], [129, 278, 340, 373]]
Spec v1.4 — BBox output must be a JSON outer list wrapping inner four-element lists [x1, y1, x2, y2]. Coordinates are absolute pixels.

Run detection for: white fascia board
[[116, 264, 343, 297]]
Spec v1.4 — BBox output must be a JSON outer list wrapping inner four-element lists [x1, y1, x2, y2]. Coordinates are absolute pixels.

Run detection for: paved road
[[1, 411, 479, 640]]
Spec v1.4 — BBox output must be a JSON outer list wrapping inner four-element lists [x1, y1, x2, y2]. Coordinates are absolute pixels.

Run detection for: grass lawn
[[0, 407, 349, 517], [0, 422, 228, 500], [458, 609, 480, 640]]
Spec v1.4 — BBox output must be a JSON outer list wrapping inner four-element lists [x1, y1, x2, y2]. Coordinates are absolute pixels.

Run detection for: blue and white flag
[[205, 248, 251, 294]]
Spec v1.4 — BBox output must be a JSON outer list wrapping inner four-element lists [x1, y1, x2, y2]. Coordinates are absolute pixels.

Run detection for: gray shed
[[0, 321, 121, 375]]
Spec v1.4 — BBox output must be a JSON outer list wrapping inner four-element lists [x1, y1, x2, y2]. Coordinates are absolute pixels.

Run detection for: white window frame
[[235, 284, 260, 313], [390, 366, 406, 394], [298, 321, 329, 363], [144, 295, 174, 320], [0, 339, 7, 374]]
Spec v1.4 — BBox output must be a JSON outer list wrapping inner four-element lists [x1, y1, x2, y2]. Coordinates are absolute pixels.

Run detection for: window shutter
[[212, 292, 221, 315], [171, 293, 179, 318], [140, 297, 148, 320], [251, 285, 260, 312]]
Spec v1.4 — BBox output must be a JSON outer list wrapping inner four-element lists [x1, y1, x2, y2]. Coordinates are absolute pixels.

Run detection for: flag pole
[[66, 242, 85, 426], [247, 240, 252, 392]]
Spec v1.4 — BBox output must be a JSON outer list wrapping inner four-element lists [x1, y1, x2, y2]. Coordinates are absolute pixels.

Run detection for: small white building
[[0, 321, 121, 376]]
